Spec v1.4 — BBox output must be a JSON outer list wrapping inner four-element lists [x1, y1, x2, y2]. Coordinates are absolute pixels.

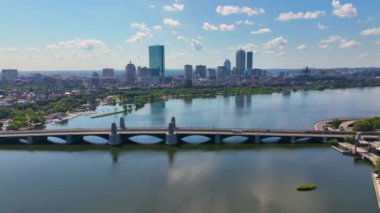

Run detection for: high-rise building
[[236, 50, 246, 75], [217, 66, 229, 80], [91, 71, 100, 88], [126, 61, 136, 84], [137, 66, 149, 78], [184, 65, 193, 80], [247, 51, 253, 69], [224, 59, 231, 72], [195, 65, 207, 79], [102, 68, 115, 78], [149, 45, 165, 77], [1, 69, 18, 83], [184, 65, 193, 87], [207, 68, 217, 81]]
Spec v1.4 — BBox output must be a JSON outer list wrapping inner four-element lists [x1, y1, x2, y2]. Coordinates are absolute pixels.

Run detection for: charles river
[[1, 87, 380, 213]]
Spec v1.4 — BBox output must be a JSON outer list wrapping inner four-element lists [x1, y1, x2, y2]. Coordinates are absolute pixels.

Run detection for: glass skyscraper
[[247, 51, 253, 69], [149, 45, 165, 77]]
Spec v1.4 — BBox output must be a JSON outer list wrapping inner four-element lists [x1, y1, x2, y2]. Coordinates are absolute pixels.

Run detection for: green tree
[[353, 120, 373, 131], [331, 119, 341, 129]]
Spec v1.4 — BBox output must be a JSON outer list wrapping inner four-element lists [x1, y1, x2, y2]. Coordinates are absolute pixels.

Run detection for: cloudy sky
[[1, 0, 379, 71]]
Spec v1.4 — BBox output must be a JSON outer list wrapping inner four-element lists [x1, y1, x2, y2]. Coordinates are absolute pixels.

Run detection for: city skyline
[[1, 0, 380, 71]]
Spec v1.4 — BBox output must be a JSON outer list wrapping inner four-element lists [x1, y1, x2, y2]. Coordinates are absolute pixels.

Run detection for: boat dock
[[331, 145, 351, 154], [338, 142, 378, 165]]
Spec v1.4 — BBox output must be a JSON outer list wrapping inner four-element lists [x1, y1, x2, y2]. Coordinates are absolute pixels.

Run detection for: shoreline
[[372, 174, 380, 210]]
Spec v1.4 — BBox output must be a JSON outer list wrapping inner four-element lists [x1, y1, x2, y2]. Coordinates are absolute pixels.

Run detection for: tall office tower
[[224, 59, 231, 72], [184, 65, 193, 80], [195, 65, 207, 79], [236, 50, 246, 75], [126, 61, 136, 84], [91, 71, 100, 88], [149, 45, 165, 77], [1, 69, 18, 83], [217, 66, 229, 80], [207, 68, 217, 81], [184, 65, 193, 87], [102, 68, 115, 78], [247, 51, 253, 69]]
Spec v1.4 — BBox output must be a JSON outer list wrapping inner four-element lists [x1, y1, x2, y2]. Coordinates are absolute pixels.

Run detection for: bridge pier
[[253, 135, 261, 144], [26, 136, 33, 144], [120, 117, 126, 129], [323, 136, 327, 143], [109, 123, 122, 146], [290, 136, 296, 144], [165, 133, 178, 145], [214, 134, 221, 144]]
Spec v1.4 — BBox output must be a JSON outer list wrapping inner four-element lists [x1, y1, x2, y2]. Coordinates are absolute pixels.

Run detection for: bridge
[[0, 118, 378, 145]]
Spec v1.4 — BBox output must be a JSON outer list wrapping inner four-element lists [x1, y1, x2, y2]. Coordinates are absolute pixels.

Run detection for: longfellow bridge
[[0, 122, 378, 146]]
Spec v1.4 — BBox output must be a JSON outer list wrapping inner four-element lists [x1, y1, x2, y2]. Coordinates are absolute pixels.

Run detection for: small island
[[297, 184, 317, 191]]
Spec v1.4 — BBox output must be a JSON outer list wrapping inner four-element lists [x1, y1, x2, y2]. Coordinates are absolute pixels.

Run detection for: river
[[1, 87, 380, 212]]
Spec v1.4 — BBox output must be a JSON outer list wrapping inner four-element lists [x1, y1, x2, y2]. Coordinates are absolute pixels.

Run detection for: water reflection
[[0, 145, 377, 212]]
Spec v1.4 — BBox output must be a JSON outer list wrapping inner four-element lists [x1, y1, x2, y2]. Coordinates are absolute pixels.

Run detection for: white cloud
[[316, 23, 328, 30], [240, 43, 258, 53], [45, 38, 108, 51], [277, 10, 325, 21], [297, 44, 307, 50], [25, 47, 40, 52], [163, 18, 180, 27], [0, 48, 16, 53], [176, 35, 203, 51], [318, 44, 329, 49], [153, 25, 162, 30], [319, 35, 360, 49], [219, 24, 235, 31], [339, 40, 361, 48], [361, 27, 380, 36], [276, 52, 285, 57], [130, 22, 150, 31], [202, 22, 219, 31], [251, 28, 271, 35], [263, 36, 287, 50], [163, 3, 184, 12], [359, 53, 369, 59], [126, 32, 152, 43], [320, 35, 342, 44], [201, 22, 235, 31], [216, 5, 264, 16], [332, 0, 358, 18]]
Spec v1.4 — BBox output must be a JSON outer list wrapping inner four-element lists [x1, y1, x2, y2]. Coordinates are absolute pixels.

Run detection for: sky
[[0, 0, 380, 71]]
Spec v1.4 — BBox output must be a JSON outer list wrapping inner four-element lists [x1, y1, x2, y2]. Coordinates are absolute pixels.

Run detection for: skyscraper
[[224, 59, 231, 71], [102, 68, 115, 78], [247, 51, 253, 69], [149, 45, 165, 77], [184, 65, 193, 87], [195, 65, 207, 79], [236, 50, 246, 75], [126, 61, 136, 84]]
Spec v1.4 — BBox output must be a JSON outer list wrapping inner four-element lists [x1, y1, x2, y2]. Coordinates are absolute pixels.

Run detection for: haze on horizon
[[0, 0, 379, 71]]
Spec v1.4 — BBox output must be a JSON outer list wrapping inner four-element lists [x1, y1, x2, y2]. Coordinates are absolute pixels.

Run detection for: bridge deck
[[0, 128, 377, 139]]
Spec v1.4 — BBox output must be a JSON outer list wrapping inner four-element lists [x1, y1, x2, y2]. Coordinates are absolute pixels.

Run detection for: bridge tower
[[171, 116, 176, 129], [165, 119, 178, 145], [120, 117, 126, 129], [109, 122, 122, 146]]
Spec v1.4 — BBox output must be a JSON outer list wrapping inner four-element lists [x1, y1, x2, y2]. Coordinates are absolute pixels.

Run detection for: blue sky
[[0, 0, 379, 70]]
